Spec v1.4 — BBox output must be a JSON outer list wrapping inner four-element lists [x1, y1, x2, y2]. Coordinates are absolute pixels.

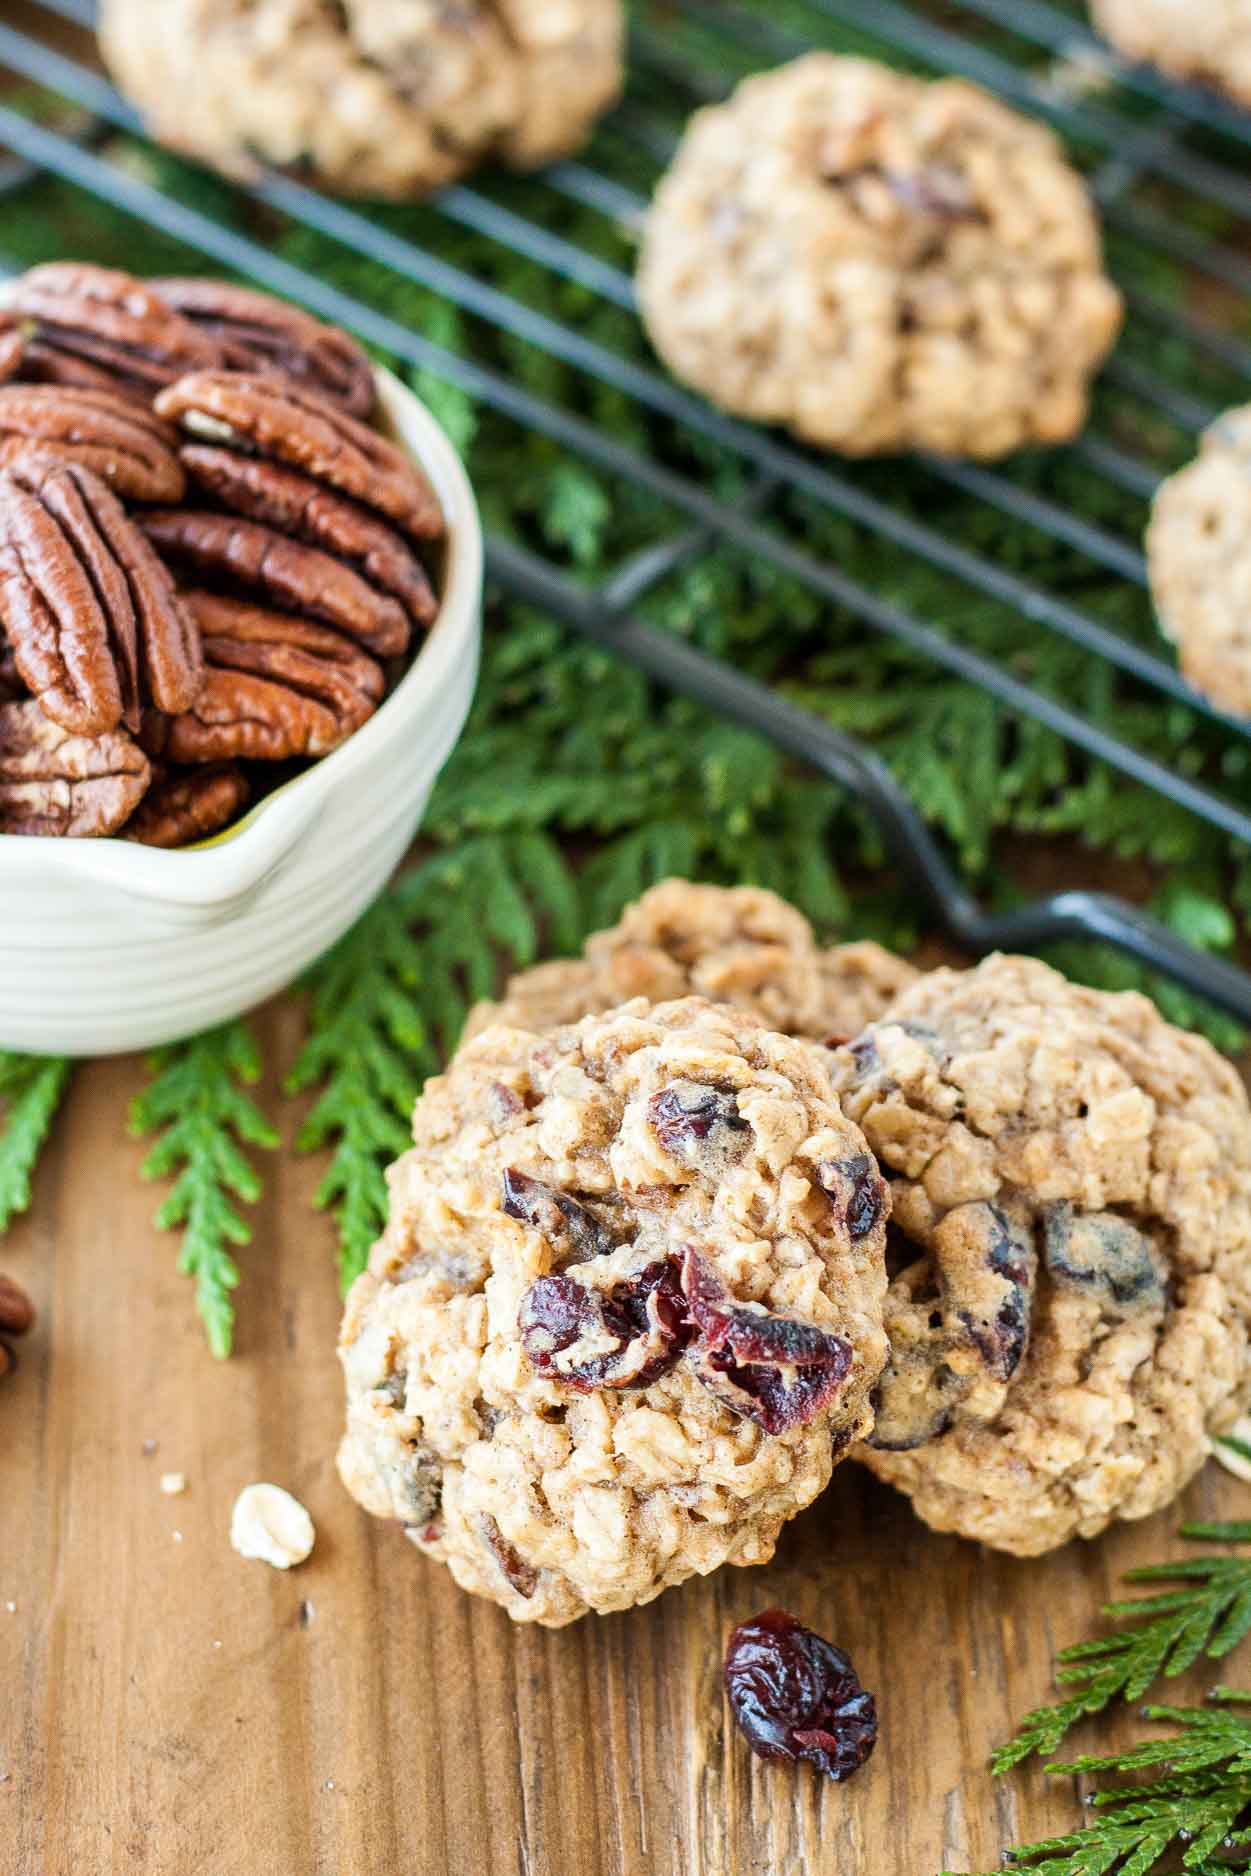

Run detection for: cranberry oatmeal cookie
[[99, 0, 625, 200], [1090, 0, 1251, 111], [466, 878, 919, 1047], [637, 55, 1122, 460], [828, 954, 1251, 1555], [1146, 406, 1251, 717], [338, 997, 890, 1625]]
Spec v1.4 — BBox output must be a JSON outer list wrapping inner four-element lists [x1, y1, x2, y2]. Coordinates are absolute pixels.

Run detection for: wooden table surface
[[3, 994, 1249, 1876]]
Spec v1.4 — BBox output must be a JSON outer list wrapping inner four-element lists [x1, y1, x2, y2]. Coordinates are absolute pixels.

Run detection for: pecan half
[[0, 454, 203, 735], [7, 262, 221, 396], [0, 385, 186, 503], [124, 761, 249, 848], [180, 445, 437, 630], [0, 326, 28, 385], [0, 1273, 34, 1382], [0, 696, 150, 835], [0, 630, 21, 703], [154, 280, 375, 417], [143, 591, 383, 763], [141, 508, 411, 656], [154, 372, 444, 541]]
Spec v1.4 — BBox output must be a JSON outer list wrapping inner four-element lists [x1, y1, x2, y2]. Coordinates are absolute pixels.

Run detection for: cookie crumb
[[160, 1472, 187, 1496], [230, 1482, 316, 1570], [172, 1530, 184, 1544], [141, 1438, 158, 1457], [4, 1601, 15, 1614], [298, 1599, 315, 1629]]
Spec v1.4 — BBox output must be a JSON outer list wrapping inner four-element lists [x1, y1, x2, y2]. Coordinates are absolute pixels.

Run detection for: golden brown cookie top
[[830, 954, 1251, 1555], [637, 54, 1122, 459], [338, 995, 890, 1625]]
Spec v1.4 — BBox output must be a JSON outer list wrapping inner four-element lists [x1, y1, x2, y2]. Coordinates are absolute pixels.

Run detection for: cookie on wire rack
[[1090, 0, 1251, 111], [1147, 405, 1251, 717], [98, 0, 625, 200], [637, 53, 1123, 460]]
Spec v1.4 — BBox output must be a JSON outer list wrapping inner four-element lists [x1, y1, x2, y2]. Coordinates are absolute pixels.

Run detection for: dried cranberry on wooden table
[[724, 1609, 879, 1782]]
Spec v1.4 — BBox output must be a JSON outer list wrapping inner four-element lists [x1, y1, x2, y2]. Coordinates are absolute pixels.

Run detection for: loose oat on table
[[231, 1482, 316, 1569], [338, 996, 890, 1626], [1090, 0, 1251, 111], [99, 0, 625, 200], [1147, 405, 1251, 717], [637, 54, 1123, 460], [827, 953, 1251, 1556], [466, 878, 919, 1047]]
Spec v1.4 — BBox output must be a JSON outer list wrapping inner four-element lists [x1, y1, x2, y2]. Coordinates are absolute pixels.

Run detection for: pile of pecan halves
[[0, 262, 445, 846]]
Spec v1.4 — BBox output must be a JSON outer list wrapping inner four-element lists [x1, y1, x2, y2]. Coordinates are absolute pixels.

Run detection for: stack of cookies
[[337, 880, 1251, 1626]]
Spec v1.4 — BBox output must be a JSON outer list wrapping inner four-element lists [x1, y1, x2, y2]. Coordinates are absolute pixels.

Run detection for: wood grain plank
[[5, 1002, 1251, 1875]]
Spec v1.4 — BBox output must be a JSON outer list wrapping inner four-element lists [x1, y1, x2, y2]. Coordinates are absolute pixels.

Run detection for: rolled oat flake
[[230, 1482, 316, 1569]]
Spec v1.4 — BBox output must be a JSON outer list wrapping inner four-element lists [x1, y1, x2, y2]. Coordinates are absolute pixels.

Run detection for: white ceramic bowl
[[0, 368, 483, 1057]]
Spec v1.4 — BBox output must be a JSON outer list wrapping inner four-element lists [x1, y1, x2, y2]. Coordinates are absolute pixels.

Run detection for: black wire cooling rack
[[6, 0, 1251, 1017]]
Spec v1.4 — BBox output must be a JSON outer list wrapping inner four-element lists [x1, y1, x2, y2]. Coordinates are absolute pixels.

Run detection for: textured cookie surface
[[466, 878, 920, 1046], [1091, 0, 1251, 109], [99, 0, 624, 199], [637, 54, 1122, 459], [338, 997, 890, 1625], [828, 955, 1251, 1555], [1147, 406, 1251, 716]]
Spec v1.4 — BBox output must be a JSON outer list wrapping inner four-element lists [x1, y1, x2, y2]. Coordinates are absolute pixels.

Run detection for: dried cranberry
[[518, 1260, 691, 1391], [648, 1082, 750, 1166], [816, 1154, 886, 1239], [951, 1203, 1035, 1384], [681, 1249, 852, 1434], [501, 1169, 617, 1264], [479, 1515, 539, 1600], [725, 1609, 878, 1782]]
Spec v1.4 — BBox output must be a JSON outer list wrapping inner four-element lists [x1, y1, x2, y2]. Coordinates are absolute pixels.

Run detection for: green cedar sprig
[[288, 830, 584, 1292], [129, 1023, 278, 1358], [0, 1052, 71, 1234], [959, 1694, 1251, 1874], [993, 1524, 1251, 1775]]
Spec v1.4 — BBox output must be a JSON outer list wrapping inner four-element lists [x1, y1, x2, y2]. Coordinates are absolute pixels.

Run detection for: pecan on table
[[0, 454, 203, 736], [141, 508, 412, 656], [0, 696, 151, 836], [180, 445, 437, 631], [0, 385, 186, 503], [6, 262, 221, 398], [154, 280, 375, 418], [124, 760, 249, 847], [154, 372, 444, 541], [0, 1273, 35, 1382], [143, 591, 384, 763]]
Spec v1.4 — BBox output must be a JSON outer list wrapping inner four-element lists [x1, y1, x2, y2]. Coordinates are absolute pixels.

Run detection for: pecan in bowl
[[0, 330, 482, 1057], [0, 270, 453, 859]]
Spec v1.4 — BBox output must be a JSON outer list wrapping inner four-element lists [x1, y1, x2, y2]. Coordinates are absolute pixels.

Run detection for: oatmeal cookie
[[1147, 406, 1251, 716], [636, 55, 1122, 460], [99, 0, 624, 201], [338, 997, 890, 1625], [828, 954, 1251, 1555], [466, 878, 919, 1046], [1091, 0, 1251, 111]]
